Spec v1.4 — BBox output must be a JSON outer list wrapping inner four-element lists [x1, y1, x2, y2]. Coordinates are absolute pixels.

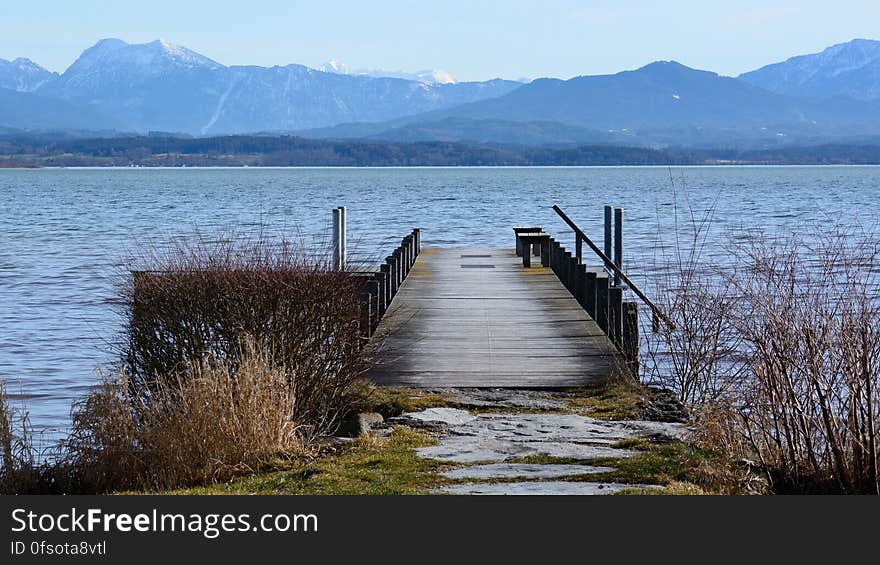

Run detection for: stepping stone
[[402, 409, 687, 463], [442, 463, 615, 480], [394, 407, 476, 427], [436, 481, 658, 495], [417, 437, 635, 463]]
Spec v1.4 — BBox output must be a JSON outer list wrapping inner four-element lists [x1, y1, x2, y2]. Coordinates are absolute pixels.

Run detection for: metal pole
[[552, 204, 673, 329], [332, 207, 341, 271], [614, 207, 623, 287], [339, 206, 347, 272]]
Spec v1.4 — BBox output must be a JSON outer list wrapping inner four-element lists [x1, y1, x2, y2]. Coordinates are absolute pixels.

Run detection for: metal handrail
[[552, 204, 674, 329]]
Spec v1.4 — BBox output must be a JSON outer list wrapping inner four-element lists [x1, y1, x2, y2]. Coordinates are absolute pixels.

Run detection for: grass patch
[[168, 427, 454, 495], [576, 442, 741, 494], [509, 440, 740, 494], [566, 379, 644, 420], [354, 383, 459, 419], [611, 437, 654, 450]]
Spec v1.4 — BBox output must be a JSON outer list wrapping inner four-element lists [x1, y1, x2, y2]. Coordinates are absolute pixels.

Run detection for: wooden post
[[562, 251, 574, 292], [608, 286, 623, 347], [576, 233, 583, 265], [413, 228, 421, 255], [541, 241, 550, 267], [332, 207, 341, 271], [604, 205, 613, 272], [375, 271, 387, 317], [401, 237, 411, 275], [380, 263, 392, 306], [583, 270, 597, 318], [388, 254, 399, 297], [550, 239, 561, 276], [569, 254, 579, 293], [574, 263, 587, 308], [367, 279, 379, 334], [614, 207, 623, 287], [623, 302, 639, 378], [394, 248, 403, 286], [522, 243, 532, 268], [595, 274, 610, 334]]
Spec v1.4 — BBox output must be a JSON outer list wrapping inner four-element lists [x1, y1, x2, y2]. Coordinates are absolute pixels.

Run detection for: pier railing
[[552, 204, 672, 329], [513, 206, 672, 375], [348, 228, 421, 346]]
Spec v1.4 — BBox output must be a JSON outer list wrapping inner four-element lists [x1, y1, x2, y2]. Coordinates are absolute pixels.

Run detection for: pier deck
[[364, 247, 620, 388]]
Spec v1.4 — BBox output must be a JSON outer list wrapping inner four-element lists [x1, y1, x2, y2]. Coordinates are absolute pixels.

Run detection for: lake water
[[1, 166, 878, 441]]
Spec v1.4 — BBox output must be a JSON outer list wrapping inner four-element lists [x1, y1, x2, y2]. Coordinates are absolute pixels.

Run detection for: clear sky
[[2, 1, 879, 81]]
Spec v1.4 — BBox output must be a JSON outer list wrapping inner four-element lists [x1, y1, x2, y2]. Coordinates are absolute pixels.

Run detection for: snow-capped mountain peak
[[319, 59, 349, 74], [63, 38, 224, 77], [317, 59, 457, 84]]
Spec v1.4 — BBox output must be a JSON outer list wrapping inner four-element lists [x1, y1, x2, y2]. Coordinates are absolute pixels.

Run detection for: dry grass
[[63, 343, 302, 492], [0, 383, 45, 494]]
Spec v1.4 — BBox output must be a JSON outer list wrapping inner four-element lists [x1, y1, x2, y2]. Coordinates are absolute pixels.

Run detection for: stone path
[[438, 481, 653, 495], [390, 404, 686, 495], [442, 463, 615, 480]]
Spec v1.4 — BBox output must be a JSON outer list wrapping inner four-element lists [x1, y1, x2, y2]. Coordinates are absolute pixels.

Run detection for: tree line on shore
[[2, 133, 880, 166]]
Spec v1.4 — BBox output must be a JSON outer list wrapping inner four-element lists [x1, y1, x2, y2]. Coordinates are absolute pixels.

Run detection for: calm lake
[[1, 166, 878, 440]]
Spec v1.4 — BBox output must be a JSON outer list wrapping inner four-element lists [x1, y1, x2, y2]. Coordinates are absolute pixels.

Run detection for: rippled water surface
[[1, 166, 878, 438]]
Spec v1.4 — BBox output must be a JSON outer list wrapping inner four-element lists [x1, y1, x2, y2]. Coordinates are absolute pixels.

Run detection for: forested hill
[[1, 133, 879, 167]]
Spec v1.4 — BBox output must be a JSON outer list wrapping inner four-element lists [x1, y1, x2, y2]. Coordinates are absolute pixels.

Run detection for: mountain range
[[1, 38, 520, 135], [1, 38, 880, 148], [318, 58, 459, 85]]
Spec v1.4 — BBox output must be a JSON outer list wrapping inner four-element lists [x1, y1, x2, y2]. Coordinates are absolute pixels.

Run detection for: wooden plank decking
[[364, 247, 621, 388]]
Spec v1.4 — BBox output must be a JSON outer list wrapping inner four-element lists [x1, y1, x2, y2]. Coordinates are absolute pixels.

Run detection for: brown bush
[[724, 231, 880, 494], [646, 227, 880, 494], [120, 234, 364, 439]]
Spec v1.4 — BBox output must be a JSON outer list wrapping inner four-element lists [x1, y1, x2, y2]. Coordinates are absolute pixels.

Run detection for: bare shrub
[[65, 343, 302, 492], [120, 234, 364, 439], [642, 191, 744, 406], [724, 231, 880, 494], [647, 225, 880, 494]]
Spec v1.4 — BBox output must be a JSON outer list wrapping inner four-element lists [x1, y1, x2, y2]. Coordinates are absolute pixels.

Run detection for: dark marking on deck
[[364, 247, 620, 388]]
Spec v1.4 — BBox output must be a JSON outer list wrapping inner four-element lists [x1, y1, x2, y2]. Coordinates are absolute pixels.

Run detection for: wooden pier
[[350, 206, 663, 389], [364, 247, 620, 387]]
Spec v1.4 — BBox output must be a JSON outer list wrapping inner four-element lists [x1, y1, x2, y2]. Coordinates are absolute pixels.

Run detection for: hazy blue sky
[[2, 1, 879, 80]]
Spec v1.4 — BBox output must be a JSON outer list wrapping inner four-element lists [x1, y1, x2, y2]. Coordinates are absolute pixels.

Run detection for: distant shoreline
[[0, 162, 42, 169], [2, 134, 880, 168], [3, 163, 880, 170]]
